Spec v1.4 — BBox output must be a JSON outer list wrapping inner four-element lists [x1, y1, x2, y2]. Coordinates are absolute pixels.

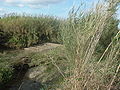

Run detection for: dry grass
[[61, 0, 120, 90]]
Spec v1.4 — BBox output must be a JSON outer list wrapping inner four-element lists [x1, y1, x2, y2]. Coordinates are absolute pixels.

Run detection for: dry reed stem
[[108, 64, 120, 90]]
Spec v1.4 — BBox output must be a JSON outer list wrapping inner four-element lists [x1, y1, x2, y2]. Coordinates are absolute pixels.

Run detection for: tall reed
[[0, 14, 62, 49], [61, 0, 120, 89]]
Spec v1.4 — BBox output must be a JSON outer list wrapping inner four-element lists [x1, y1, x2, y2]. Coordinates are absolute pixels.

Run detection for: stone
[[25, 66, 47, 81], [18, 80, 44, 90]]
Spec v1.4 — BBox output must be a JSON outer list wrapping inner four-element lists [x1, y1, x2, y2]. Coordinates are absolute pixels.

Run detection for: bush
[[0, 14, 62, 49]]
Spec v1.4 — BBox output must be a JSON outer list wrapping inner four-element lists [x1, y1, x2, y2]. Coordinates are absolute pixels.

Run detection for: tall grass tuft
[[61, 0, 120, 90]]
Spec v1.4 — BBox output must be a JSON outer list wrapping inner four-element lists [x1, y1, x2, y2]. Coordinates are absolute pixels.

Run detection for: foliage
[[0, 14, 62, 49], [0, 0, 119, 90], [0, 63, 13, 87]]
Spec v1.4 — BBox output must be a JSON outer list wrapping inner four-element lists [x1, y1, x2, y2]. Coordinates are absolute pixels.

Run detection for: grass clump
[[0, 63, 13, 88], [61, 0, 120, 90]]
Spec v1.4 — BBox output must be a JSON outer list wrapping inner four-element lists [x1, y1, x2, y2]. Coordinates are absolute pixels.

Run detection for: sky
[[0, 0, 94, 17], [0, 0, 120, 22]]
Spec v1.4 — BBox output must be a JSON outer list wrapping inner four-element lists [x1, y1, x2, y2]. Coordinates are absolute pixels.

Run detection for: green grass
[[0, 46, 67, 89], [28, 46, 68, 89]]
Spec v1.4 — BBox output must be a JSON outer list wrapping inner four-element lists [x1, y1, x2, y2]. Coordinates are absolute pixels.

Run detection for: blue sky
[[0, 0, 120, 20], [0, 0, 93, 17]]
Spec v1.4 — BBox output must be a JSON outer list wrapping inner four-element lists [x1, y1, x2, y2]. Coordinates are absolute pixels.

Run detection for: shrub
[[0, 14, 62, 49]]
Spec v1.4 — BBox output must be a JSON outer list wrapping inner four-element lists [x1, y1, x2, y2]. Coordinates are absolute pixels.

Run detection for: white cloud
[[28, 4, 46, 8], [5, 0, 18, 3], [4, 0, 66, 8], [17, 4, 24, 7], [0, 8, 8, 16], [24, 0, 65, 4], [0, 8, 5, 12]]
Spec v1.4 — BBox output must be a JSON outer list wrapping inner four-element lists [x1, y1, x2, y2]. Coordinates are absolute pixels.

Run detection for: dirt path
[[24, 43, 62, 52]]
